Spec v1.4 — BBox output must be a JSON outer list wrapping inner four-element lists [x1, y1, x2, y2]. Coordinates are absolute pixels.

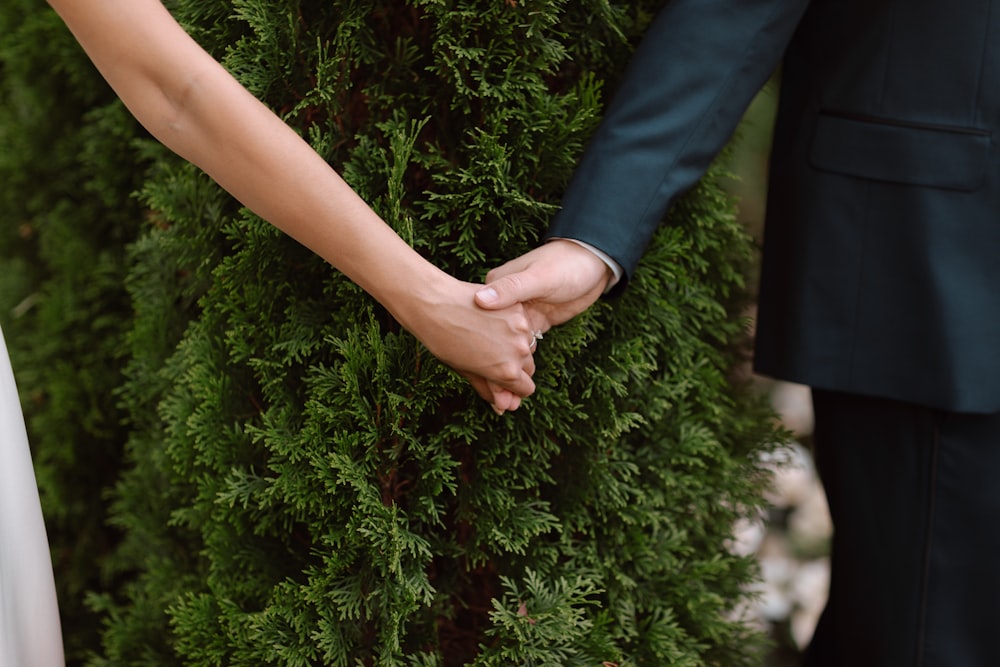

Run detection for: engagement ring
[[528, 330, 543, 351]]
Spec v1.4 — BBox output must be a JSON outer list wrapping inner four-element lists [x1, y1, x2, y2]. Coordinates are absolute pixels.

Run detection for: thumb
[[475, 272, 541, 311]]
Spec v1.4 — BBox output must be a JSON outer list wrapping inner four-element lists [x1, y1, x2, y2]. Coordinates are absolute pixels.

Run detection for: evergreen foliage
[[0, 0, 147, 660], [2, 1, 785, 664]]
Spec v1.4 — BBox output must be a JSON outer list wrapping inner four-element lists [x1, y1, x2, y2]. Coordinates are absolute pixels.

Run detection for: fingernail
[[492, 404, 505, 416], [477, 287, 498, 305]]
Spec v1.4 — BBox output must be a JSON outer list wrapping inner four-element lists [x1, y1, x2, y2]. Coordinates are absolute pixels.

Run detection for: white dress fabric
[[0, 325, 64, 666]]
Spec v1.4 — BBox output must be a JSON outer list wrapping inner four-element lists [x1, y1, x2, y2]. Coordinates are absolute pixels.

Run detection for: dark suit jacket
[[548, 0, 1000, 412]]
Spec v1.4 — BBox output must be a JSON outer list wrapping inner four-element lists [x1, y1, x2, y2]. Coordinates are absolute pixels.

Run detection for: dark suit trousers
[[805, 389, 1000, 667]]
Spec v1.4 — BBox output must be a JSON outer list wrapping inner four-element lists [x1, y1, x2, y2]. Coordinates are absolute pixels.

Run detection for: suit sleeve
[[546, 0, 810, 284]]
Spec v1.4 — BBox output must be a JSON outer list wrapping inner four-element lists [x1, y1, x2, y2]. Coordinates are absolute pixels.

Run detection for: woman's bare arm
[[47, 0, 535, 408]]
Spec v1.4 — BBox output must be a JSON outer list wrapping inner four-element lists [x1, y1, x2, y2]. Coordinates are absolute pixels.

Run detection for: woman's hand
[[389, 273, 537, 412]]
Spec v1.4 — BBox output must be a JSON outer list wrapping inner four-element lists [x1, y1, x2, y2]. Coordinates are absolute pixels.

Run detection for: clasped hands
[[409, 240, 613, 413]]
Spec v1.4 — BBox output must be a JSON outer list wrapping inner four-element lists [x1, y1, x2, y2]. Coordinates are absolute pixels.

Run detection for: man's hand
[[475, 240, 613, 333]]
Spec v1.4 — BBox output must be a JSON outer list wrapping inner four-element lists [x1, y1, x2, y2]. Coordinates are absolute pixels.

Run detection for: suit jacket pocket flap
[[809, 112, 990, 191]]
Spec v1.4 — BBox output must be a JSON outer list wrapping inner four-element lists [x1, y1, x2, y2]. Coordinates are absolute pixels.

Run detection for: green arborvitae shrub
[[5, 1, 785, 665], [0, 0, 147, 661]]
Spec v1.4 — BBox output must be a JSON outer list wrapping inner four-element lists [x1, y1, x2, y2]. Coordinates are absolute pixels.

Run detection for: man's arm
[[478, 0, 809, 326]]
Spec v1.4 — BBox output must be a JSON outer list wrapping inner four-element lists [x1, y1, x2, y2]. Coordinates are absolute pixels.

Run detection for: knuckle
[[497, 361, 522, 383]]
